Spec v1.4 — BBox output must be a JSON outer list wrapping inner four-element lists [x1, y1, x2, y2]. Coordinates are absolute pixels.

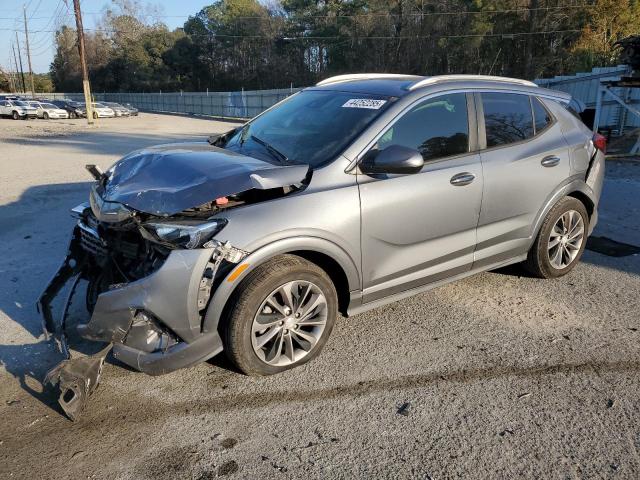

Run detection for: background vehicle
[[91, 103, 116, 118], [41, 75, 605, 417], [0, 99, 37, 119], [102, 101, 130, 116], [52, 99, 86, 118], [122, 103, 139, 116], [28, 101, 70, 119]]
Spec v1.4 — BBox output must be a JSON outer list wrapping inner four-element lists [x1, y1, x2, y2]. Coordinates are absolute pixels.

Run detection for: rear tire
[[43, 112, 49, 120], [70, 111, 77, 119], [221, 255, 337, 376], [524, 197, 589, 279]]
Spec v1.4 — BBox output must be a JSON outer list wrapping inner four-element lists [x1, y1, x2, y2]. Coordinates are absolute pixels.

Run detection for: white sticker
[[342, 99, 387, 110]]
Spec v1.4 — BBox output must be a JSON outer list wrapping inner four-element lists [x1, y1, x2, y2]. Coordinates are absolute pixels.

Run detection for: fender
[[201, 236, 361, 334], [528, 176, 598, 250]]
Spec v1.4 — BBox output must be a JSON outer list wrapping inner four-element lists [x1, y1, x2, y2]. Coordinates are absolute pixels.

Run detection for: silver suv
[[40, 74, 605, 418]]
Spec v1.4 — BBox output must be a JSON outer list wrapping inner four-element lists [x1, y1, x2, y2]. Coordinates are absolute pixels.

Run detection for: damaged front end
[[38, 144, 308, 419], [38, 205, 247, 419]]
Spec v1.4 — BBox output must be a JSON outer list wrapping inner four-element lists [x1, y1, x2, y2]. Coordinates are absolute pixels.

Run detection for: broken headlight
[[140, 219, 227, 249], [89, 186, 132, 223]]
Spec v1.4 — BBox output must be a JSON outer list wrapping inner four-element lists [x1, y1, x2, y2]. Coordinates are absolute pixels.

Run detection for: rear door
[[473, 92, 570, 268], [358, 92, 483, 302]]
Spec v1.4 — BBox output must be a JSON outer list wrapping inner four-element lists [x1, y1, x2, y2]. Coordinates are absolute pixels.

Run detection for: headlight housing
[[140, 219, 227, 249], [89, 185, 132, 223]]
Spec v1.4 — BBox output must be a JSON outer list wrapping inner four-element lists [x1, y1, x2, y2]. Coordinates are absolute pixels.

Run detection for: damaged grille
[[79, 222, 108, 257], [78, 212, 170, 286]]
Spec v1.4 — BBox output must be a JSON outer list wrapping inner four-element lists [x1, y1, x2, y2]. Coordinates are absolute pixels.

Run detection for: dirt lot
[[0, 114, 639, 479]]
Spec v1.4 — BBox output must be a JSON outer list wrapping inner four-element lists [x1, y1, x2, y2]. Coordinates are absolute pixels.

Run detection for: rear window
[[532, 97, 552, 133], [482, 93, 534, 148]]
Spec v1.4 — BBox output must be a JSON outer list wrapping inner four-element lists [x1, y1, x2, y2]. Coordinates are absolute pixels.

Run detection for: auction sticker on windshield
[[342, 99, 387, 109]]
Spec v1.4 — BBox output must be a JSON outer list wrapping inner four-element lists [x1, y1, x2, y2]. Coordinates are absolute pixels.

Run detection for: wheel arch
[[528, 179, 597, 249], [566, 190, 595, 220], [202, 237, 360, 334]]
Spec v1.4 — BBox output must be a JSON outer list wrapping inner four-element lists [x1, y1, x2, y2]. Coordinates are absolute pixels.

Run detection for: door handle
[[450, 172, 475, 186], [541, 155, 561, 167]]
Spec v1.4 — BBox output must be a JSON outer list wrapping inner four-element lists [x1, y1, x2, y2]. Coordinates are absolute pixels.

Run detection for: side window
[[481, 93, 534, 148], [532, 97, 552, 133], [375, 93, 469, 162]]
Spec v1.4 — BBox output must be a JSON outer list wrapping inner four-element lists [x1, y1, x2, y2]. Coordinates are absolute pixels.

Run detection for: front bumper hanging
[[37, 219, 242, 419], [36, 225, 113, 420]]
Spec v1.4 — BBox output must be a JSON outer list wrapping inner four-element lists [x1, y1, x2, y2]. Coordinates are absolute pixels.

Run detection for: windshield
[[15, 101, 30, 107], [224, 90, 392, 167], [43, 103, 58, 109]]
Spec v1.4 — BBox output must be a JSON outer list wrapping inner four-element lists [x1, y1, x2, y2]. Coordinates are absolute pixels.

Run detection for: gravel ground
[[0, 114, 639, 479]]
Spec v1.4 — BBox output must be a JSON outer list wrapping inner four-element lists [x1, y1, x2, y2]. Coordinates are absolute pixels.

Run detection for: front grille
[[79, 222, 108, 257]]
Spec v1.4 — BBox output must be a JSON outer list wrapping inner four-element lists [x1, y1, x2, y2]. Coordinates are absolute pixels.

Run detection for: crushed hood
[[99, 142, 309, 216]]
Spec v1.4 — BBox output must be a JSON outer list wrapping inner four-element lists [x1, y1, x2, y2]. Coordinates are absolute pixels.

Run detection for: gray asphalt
[[0, 115, 639, 479]]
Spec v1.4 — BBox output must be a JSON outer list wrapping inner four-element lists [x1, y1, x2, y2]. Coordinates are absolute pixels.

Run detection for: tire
[[12, 111, 19, 120], [222, 254, 337, 376], [69, 111, 77, 119], [43, 112, 49, 120], [93, 112, 98, 119], [524, 197, 589, 279]]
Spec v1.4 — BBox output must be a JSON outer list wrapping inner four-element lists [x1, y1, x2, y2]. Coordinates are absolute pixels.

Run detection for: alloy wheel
[[548, 209, 585, 269], [251, 280, 328, 367]]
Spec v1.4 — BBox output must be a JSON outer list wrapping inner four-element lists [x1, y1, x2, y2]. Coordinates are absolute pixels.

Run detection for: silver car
[[40, 74, 605, 418], [102, 102, 130, 117]]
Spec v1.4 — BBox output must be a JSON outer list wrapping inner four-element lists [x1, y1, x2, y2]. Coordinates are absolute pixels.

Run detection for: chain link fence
[[38, 88, 302, 119]]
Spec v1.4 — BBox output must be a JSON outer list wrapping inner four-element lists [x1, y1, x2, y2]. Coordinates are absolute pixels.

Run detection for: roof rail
[[316, 73, 420, 86], [408, 75, 538, 91]]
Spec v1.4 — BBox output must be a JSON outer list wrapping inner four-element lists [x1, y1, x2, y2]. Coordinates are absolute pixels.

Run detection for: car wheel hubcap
[[548, 209, 584, 269], [251, 280, 328, 367]]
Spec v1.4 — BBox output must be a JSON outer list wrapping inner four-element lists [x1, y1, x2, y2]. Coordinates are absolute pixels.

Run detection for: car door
[[473, 92, 571, 268], [0, 101, 8, 116], [358, 92, 483, 303]]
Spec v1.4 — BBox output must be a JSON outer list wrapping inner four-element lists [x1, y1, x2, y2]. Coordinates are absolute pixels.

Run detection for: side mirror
[[361, 144, 424, 175]]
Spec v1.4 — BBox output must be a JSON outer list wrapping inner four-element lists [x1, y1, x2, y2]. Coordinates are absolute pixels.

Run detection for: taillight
[[593, 133, 607, 153]]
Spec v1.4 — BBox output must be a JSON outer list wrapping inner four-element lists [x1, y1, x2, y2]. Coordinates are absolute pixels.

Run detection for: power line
[[0, 27, 583, 40], [0, 4, 594, 21]]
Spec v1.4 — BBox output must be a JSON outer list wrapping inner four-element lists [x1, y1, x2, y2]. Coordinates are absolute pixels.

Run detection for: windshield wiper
[[250, 135, 290, 164]]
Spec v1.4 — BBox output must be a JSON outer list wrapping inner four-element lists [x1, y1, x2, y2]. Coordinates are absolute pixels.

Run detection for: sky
[[0, 0, 211, 73]]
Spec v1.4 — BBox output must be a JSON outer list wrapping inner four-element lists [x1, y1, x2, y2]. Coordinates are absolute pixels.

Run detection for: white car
[[29, 101, 70, 119], [0, 99, 38, 120], [91, 103, 116, 118]]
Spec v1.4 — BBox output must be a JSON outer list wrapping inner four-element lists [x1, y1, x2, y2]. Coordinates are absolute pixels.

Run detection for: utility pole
[[14, 34, 26, 94], [72, 0, 94, 124], [23, 5, 35, 97], [10, 48, 20, 92]]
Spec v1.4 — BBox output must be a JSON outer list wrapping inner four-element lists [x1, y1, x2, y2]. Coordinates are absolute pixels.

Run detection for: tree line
[[46, 0, 640, 93]]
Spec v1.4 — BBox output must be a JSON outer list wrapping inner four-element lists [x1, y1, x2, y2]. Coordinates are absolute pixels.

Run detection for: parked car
[[40, 74, 605, 419], [28, 101, 70, 119], [52, 99, 86, 118], [102, 101, 130, 117], [91, 102, 116, 118], [0, 99, 37, 119], [123, 103, 139, 116]]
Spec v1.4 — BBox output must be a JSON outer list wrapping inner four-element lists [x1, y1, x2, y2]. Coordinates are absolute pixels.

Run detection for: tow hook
[[44, 345, 112, 421]]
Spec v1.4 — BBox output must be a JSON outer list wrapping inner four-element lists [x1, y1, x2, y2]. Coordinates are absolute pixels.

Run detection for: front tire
[[69, 111, 77, 119], [12, 111, 19, 120], [524, 197, 589, 278], [43, 112, 49, 120], [222, 255, 337, 376]]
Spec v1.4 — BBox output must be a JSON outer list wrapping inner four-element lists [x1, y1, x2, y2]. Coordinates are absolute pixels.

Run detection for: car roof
[[311, 73, 569, 100]]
